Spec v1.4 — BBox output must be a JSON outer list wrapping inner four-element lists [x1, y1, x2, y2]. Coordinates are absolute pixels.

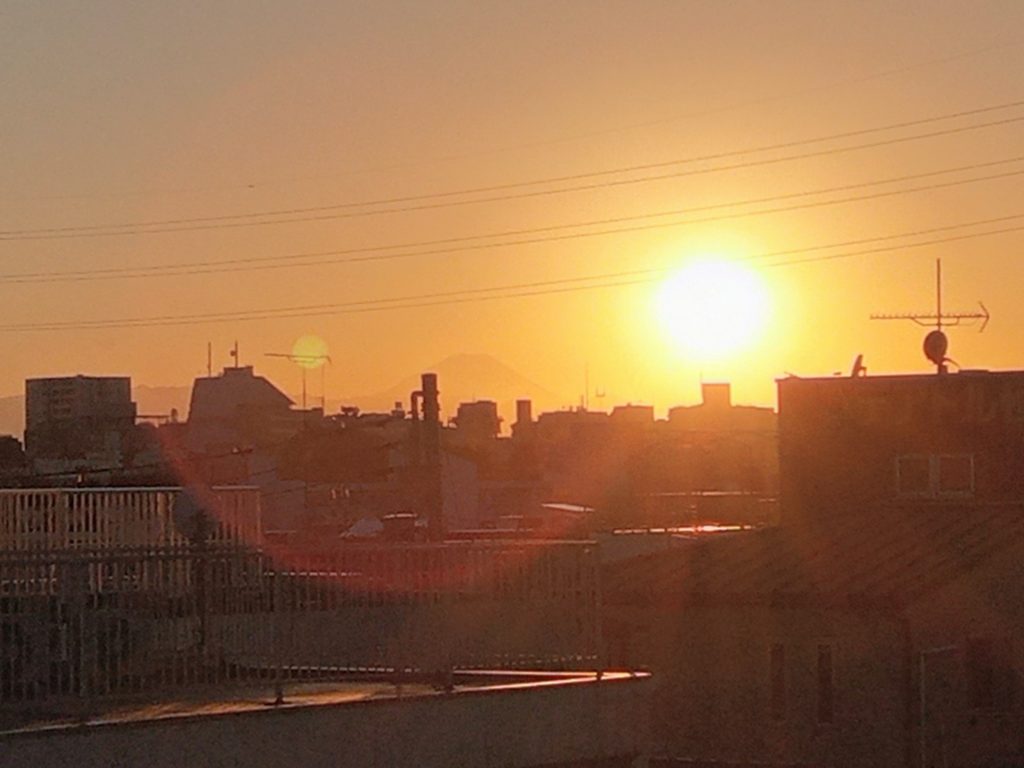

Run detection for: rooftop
[[2, 670, 644, 736], [604, 502, 1024, 608]]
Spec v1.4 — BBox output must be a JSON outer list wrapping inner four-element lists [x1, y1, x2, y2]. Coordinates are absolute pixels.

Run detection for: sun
[[655, 259, 769, 360], [291, 334, 329, 369]]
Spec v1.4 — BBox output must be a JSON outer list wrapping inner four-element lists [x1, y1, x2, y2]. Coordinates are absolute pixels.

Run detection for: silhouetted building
[[187, 364, 299, 448], [779, 370, 1024, 529], [0, 435, 25, 473], [178, 364, 323, 519], [207, 368, 775, 541], [264, 374, 509, 539], [452, 400, 501, 445], [649, 382, 778, 524], [24, 375, 137, 466], [666, 382, 775, 433], [604, 368, 1024, 767], [510, 384, 776, 529]]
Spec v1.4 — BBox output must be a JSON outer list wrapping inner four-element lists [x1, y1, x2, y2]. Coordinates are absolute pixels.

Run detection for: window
[[896, 455, 930, 495], [895, 454, 974, 498], [770, 643, 786, 720], [938, 455, 973, 494], [967, 637, 1016, 712], [817, 644, 834, 723]]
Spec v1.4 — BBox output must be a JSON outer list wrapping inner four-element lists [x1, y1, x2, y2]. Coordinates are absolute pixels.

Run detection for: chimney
[[515, 399, 533, 426], [422, 373, 440, 431], [420, 373, 444, 539]]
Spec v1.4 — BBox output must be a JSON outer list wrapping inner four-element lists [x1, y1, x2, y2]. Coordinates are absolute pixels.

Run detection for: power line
[[4, 156, 1024, 285], [761, 221, 1024, 269], [0, 271, 661, 330], [752, 212, 1024, 261], [3, 106, 1024, 241], [11, 38, 1024, 203], [3, 223, 1022, 333]]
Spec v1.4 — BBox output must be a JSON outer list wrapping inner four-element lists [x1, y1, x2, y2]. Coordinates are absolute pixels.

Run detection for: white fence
[[0, 487, 261, 551]]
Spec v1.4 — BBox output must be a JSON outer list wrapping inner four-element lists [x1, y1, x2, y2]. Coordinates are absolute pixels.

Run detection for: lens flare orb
[[291, 334, 329, 368]]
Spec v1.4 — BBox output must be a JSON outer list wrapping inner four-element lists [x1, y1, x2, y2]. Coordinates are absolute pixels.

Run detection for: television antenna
[[264, 351, 332, 410], [871, 258, 989, 374]]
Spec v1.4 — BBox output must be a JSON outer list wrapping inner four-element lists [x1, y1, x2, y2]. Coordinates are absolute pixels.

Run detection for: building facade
[[512, 383, 777, 529], [778, 370, 1024, 528], [24, 376, 137, 465], [605, 369, 1024, 768]]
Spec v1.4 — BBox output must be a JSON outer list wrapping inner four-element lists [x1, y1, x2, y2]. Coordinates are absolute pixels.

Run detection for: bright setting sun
[[655, 259, 770, 361]]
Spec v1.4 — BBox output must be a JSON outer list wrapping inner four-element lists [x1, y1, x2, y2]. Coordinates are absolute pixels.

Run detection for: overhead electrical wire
[[12, 37, 1024, 203], [4, 156, 1024, 285], [3, 100, 1022, 332], [4, 222, 1022, 333], [0, 272, 663, 330], [752, 212, 1024, 261], [3, 103, 1024, 241], [760, 220, 1024, 269]]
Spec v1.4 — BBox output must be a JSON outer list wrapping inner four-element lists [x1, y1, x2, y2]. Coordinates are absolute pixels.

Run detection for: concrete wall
[[778, 373, 1024, 527], [1, 673, 650, 768], [609, 603, 907, 768], [906, 545, 1024, 768]]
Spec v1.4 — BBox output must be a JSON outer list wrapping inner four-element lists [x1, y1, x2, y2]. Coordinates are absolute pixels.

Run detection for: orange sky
[[2, 2, 1024, 417]]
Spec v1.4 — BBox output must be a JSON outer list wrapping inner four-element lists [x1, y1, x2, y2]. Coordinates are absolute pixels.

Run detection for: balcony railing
[[0, 541, 601, 714]]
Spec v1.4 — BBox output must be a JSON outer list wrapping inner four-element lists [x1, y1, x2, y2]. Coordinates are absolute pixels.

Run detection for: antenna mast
[[265, 352, 332, 411], [871, 258, 989, 374]]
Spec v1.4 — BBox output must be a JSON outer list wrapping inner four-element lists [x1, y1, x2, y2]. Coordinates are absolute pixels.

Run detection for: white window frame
[[895, 454, 932, 498], [895, 453, 974, 499]]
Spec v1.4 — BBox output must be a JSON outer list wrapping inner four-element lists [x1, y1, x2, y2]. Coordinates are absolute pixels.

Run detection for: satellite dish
[[872, 260, 988, 375], [923, 329, 948, 367]]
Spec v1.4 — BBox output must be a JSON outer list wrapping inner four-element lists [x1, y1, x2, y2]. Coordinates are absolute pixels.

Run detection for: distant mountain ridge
[[341, 354, 568, 430], [0, 355, 567, 438]]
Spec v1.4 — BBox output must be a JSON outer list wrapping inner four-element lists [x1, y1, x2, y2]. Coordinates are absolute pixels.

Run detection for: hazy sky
[[3, 1, 1024, 414]]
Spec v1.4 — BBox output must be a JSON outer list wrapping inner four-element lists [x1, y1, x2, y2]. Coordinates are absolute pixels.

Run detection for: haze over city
[[5, 2, 1024, 415], [7, 4, 1024, 768]]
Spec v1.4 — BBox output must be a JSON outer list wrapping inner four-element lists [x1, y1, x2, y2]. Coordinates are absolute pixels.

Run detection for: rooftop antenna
[[207, 342, 213, 378], [265, 351, 332, 410], [871, 258, 989, 374], [229, 340, 240, 368]]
